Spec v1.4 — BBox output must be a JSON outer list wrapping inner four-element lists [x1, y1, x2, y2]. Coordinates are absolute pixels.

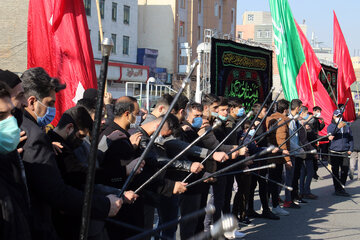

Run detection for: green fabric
[[269, 0, 305, 100]]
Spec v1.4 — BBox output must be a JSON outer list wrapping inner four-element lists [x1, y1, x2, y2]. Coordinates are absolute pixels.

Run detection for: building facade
[[138, 0, 236, 84]]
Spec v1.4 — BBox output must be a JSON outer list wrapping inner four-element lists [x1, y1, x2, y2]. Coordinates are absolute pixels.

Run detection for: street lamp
[[79, 38, 113, 240]]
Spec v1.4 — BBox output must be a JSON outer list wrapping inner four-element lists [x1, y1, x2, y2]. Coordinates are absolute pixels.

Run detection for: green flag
[[269, 0, 305, 100]]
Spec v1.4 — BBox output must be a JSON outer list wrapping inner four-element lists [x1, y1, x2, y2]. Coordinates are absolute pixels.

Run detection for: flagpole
[[320, 67, 338, 107], [95, 0, 108, 94], [304, 60, 316, 106]]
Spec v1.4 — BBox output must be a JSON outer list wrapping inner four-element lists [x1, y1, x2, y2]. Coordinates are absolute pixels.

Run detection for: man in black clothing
[[0, 82, 31, 240], [20, 67, 122, 240], [309, 106, 325, 180]]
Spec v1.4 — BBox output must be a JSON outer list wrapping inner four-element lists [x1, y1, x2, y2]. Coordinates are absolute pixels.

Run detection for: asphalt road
[[239, 166, 360, 240]]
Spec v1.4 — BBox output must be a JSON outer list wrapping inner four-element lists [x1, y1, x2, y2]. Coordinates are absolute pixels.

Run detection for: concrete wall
[[138, 0, 176, 73], [0, 0, 29, 74]]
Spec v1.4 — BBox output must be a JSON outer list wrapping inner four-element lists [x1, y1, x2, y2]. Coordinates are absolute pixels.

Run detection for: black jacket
[[350, 118, 360, 152], [20, 110, 110, 240], [0, 151, 31, 240]]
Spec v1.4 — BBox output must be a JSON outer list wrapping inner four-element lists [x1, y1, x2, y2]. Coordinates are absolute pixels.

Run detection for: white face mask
[[315, 112, 321, 118], [335, 117, 341, 123]]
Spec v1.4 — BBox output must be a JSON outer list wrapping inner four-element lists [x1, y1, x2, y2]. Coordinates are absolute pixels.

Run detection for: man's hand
[[285, 161, 292, 169], [173, 182, 188, 194], [182, 125, 192, 132], [52, 142, 63, 155], [212, 151, 229, 162], [254, 120, 261, 127], [272, 147, 280, 154], [238, 147, 248, 156], [123, 191, 139, 204], [190, 162, 204, 173], [230, 146, 239, 159], [126, 159, 145, 175], [339, 121, 346, 129], [282, 149, 290, 156], [348, 151, 352, 155], [106, 194, 123, 217], [129, 132, 142, 149], [328, 136, 335, 141], [197, 120, 210, 135], [104, 92, 113, 105]]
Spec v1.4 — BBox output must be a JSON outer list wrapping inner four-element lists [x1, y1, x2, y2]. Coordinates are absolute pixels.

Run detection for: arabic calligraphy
[[126, 68, 143, 78], [226, 80, 259, 111], [222, 52, 267, 70]]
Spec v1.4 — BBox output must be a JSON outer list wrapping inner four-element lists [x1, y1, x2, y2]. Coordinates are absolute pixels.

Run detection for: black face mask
[[66, 130, 84, 150], [12, 107, 23, 127]]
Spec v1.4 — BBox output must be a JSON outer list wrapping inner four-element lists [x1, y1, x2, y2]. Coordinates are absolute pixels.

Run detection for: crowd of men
[[0, 67, 357, 240]]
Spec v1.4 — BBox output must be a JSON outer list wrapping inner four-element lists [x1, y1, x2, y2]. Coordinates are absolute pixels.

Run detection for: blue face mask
[[211, 112, 218, 117], [0, 116, 20, 154], [303, 114, 309, 120], [192, 117, 203, 129], [248, 129, 256, 136], [218, 115, 228, 121], [237, 108, 245, 117], [35, 100, 56, 127]]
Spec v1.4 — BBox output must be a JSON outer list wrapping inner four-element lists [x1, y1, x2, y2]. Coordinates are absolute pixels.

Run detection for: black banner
[[210, 38, 273, 111], [319, 64, 337, 104]]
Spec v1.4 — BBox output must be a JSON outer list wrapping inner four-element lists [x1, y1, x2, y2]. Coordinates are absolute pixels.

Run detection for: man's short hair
[[202, 93, 220, 106], [252, 103, 268, 116], [301, 106, 308, 112], [76, 98, 96, 115], [277, 99, 290, 114], [186, 102, 203, 113], [290, 99, 302, 110], [57, 106, 93, 131], [218, 97, 228, 107], [243, 120, 252, 130], [0, 69, 21, 89], [21, 67, 66, 100], [0, 81, 11, 99], [228, 99, 243, 108], [154, 94, 173, 109], [158, 113, 181, 137], [173, 94, 189, 113], [313, 106, 322, 112], [114, 98, 135, 116]]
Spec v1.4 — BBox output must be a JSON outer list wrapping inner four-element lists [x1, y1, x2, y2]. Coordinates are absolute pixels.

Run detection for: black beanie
[[83, 88, 98, 100], [0, 69, 21, 89]]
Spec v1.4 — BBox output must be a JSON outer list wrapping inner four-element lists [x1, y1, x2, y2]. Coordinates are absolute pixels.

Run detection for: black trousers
[[268, 163, 284, 208], [232, 173, 251, 219], [222, 174, 235, 214], [248, 168, 270, 212], [291, 157, 304, 200], [179, 193, 201, 240], [330, 154, 349, 191]]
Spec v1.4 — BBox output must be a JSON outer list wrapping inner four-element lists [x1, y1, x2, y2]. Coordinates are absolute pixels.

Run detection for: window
[[180, 0, 185, 9], [124, 5, 130, 24], [123, 36, 129, 55], [98, 31, 104, 51], [112, 2, 117, 21], [84, 0, 91, 16], [237, 31, 243, 39], [198, 26, 201, 40], [265, 31, 271, 38], [231, 10, 234, 23], [248, 14, 254, 21], [198, 0, 201, 13], [257, 31, 261, 38], [111, 34, 117, 54], [219, 6, 221, 19], [100, 0, 105, 19], [179, 21, 185, 37]]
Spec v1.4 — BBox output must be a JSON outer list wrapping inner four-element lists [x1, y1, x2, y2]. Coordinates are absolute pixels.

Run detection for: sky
[[236, 0, 360, 57]]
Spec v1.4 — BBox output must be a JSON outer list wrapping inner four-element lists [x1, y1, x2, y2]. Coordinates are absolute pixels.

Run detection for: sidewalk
[[240, 166, 360, 239]]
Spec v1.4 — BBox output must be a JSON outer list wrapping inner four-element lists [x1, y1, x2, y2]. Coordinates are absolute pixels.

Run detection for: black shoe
[[334, 190, 350, 197], [247, 210, 262, 218], [296, 198, 308, 204], [261, 210, 280, 220], [239, 217, 253, 226]]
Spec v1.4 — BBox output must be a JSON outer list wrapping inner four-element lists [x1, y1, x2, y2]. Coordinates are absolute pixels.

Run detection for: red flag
[[295, 21, 337, 135], [333, 11, 356, 121], [27, 0, 97, 125]]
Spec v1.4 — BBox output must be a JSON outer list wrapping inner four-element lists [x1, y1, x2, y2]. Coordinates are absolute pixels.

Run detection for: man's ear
[[66, 123, 74, 136], [27, 96, 36, 111]]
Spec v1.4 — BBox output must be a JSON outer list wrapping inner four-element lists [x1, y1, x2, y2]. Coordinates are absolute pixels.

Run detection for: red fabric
[[333, 11, 356, 122], [295, 21, 337, 136], [27, 0, 97, 125]]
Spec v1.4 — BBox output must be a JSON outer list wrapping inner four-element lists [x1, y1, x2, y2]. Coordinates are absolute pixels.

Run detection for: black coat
[[0, 152, 31, 240], [350, 118, 360, 152], [20, 110, 110, 240]]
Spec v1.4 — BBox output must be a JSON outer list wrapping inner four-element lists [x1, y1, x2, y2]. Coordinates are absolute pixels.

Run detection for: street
[[240, 166, 360, 240]]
